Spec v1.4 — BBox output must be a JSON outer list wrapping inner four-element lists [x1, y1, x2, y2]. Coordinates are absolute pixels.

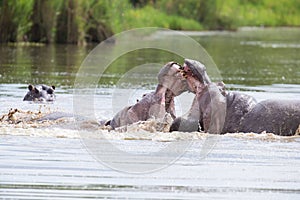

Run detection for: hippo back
[[240, 100, 300, 136], [222, 92, 257, 133]]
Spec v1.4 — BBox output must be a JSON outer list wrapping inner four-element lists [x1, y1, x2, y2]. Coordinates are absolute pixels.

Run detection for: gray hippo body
[[171, 59, 257, 134], [240, 100, 300, 136], [170, 82, 257, 134], [170, 59, 300, 136], [23, 84, 55, 102], [108, 62, 188, 129], [110, 90, 166, 129], [222, 91, 257, 133]]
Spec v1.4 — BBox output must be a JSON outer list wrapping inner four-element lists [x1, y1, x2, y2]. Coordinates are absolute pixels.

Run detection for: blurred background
[[0, 0, 300, 44], [0, 0, 299, 87]]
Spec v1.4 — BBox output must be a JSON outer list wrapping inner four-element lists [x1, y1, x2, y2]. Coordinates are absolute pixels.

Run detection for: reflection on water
[[192, 27, 300, 85], [0, 44, 87, 86], [1, 27, 300, 87], [0, 28, 300, 199], [1, 134, 300, 199]]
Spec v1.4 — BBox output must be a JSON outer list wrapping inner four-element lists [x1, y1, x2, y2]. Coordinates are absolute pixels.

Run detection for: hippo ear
[[104, 120, 111, 126], [34, 87, 40, 94], [28, 85, 34, 91], [216, 82, 226, 95], [216, 82, 226, 90], [51, 85, 55, 90]]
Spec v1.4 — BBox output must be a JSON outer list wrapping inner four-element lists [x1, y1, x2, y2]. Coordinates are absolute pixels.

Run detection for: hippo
[[170, 81, 229, 133], [170, 59, 257, 134], [107, 61, 188, 129], [171, 59, 300, 136], [240, 100, 300, 136], [23, 84, 56, 102]]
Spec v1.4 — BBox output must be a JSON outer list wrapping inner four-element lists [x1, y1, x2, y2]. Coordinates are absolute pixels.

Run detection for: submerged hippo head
[[157, 61, 188, 96], [23, 84, 56, 102]]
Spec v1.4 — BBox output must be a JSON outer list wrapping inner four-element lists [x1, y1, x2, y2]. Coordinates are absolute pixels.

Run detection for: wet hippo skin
[[108, 61, 188, 129], [170, 81, 257, 134], [240, 100, 300, 136], [171, 59, 257, 134], [171, 59, 300, 136], [23, 84, 56, 102]]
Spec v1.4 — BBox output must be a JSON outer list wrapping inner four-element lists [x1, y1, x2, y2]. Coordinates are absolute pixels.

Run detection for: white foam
[[1, 108, 299, 142]]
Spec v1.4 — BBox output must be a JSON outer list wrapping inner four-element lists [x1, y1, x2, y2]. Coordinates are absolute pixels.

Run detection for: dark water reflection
[[0, 27, 299, 88], [198, 27, 300, 85], [0, 44, 92, 86]]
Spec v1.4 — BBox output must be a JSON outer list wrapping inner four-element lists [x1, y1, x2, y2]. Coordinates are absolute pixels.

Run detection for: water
[[0, 28, 300, 199], [1, 135, 300, 199]]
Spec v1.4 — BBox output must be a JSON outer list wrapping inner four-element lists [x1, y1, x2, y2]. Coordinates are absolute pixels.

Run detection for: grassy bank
[[155, 0, 300, 30], [110, 6, 203, 33], [217, 0, 300, 28], [0, 0, 299, 44]]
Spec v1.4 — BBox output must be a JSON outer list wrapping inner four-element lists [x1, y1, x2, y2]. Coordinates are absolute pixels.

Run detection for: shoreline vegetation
[[0, 0, 299, 45]]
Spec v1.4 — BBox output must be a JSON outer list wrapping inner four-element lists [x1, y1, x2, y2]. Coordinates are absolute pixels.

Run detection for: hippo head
[[182, 59, 212, 93], [23, 84, 56, 102], [157, 61, 188, 96]]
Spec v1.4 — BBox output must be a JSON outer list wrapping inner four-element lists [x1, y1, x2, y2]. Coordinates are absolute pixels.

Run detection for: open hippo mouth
[[163, 61, 188, 95], [182, 59, 211, 85], [169, 61, 184, 71]]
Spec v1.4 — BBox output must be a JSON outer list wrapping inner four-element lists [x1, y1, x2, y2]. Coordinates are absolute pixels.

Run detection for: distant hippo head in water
[[23, 84, 56, 102]]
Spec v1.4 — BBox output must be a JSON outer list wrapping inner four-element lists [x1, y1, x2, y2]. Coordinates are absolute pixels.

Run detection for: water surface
[[0, 27, 300, 199]]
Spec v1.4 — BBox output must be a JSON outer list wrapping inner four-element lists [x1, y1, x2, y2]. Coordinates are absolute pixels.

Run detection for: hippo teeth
[[172, 64, 181, 69]]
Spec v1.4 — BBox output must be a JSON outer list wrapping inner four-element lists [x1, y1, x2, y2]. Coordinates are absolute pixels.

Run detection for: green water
[[200, 27, 300, 85], [0, 27, 299, 88]]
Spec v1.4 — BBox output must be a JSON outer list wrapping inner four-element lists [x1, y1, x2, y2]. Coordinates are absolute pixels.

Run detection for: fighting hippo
[[240, 100, 300, 136], [170, 59, 257, 134], [23, 84, 56, 102], [171, 59, 300, 136], [107, 61, 188, 129]]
